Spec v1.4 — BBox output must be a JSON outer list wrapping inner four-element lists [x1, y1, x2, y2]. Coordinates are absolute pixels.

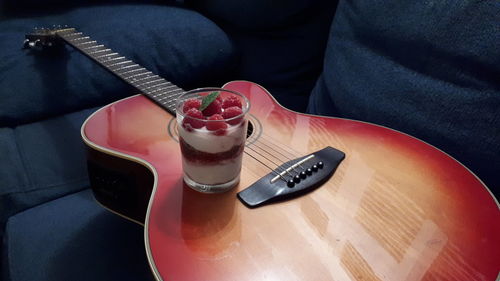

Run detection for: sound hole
[[246, 121, 254, 138]]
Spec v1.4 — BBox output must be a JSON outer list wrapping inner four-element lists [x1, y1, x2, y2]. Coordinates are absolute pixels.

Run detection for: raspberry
[[222, 106, 244, 125], [202, 99, 222, 117], [221, 95, 242, 109], [206, 114, 228, 135], [182, 108, 205, 130], [182, 98, 201, 113]]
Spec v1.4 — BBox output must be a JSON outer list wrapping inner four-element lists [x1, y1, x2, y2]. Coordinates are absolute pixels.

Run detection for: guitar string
[[247, 137, 298, 172], [242, 151, 289, 181], [60, 31, 310, 182], [243, 131, 309, 175], [257, 134, 301, 162], [243, 135, 317, 182], [245, 145, 294, 177], [258, 133, 311, 170]]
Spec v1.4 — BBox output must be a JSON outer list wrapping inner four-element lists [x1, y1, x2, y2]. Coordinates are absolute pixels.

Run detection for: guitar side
[[82, 81, 500, 281]]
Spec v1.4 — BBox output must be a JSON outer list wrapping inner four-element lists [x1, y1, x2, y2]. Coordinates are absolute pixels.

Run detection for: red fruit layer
[[182, 98, 202, 113], [222, 95, 242, 109], [222, 106, 244, 125], [206, 114, 228, 133], [182, 108, 205, 129], [179, 137, 245, 164], [201, 99, 222, 116]]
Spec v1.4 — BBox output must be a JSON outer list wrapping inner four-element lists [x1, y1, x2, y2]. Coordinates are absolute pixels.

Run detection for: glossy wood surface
[[83, 81, 500, 281]]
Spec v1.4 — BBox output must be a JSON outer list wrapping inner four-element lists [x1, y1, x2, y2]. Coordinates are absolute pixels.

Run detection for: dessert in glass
[[176, 88, 250, 193]]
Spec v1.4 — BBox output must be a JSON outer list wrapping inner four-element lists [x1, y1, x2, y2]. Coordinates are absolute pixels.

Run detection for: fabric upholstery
[[0, 108, 95, 244], [190, 0, 330, 31], [191, 0, 339, 113], [0, 4, 235, 126], [308, 0, 500, 196], [2, 189, 153, 281]]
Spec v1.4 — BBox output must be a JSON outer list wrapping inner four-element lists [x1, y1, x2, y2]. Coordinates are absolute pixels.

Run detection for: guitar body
[[82, 81, 499, 281]]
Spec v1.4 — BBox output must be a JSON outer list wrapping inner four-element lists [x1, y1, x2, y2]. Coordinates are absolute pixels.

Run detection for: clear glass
[[176, 88, 250, 193]]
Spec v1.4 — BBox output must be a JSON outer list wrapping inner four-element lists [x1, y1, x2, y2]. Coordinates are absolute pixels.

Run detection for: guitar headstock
[[24, 26, 74, 50]]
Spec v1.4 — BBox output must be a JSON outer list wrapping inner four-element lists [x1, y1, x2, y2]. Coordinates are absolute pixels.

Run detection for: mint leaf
[[199, 91, 220, 111]]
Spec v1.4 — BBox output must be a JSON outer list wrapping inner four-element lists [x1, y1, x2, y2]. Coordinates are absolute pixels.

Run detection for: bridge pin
[[293, 175, 301, 183], [312, 164, 318, 172], [287, 179, 295, 188], [317, 161, 324, 169], [306, 168, 313, 175], [300, 171, 307, 179]]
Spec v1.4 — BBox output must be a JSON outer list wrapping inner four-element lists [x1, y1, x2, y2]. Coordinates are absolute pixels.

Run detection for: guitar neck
[[56, 28, 183, 115]]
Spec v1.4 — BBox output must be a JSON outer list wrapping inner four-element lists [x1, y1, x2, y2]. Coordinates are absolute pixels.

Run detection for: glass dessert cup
[[176, 88, 250, 193]]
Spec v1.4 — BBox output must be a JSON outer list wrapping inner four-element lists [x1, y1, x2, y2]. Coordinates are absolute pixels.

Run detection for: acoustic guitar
[[25, 27, 500, 281]]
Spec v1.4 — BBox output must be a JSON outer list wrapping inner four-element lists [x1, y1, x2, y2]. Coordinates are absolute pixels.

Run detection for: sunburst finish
[[82, 81, 499, 281]]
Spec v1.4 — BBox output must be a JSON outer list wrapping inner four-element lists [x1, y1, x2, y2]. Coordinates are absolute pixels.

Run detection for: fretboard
[[56, 28, 184, 115]]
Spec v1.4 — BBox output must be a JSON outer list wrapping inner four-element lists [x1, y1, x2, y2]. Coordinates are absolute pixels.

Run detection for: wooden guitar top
[[83, 81, 500, 281]]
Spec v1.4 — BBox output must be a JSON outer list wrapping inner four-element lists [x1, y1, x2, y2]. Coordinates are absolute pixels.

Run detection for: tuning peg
[[24, 39, 43, 50], [23, 39, 31, 49]]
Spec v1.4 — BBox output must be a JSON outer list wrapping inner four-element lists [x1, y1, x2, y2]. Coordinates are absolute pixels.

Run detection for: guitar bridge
[[238, 146, 345, 208]]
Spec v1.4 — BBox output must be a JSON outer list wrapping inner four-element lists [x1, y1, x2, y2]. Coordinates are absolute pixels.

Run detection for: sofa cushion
[[0, 108, 96, 248], [307, 1, 500, 195], [191, 0, 338, 112], [190, 0, 331, 31], [0, 4, 235, 127], [2, 189, 153, 281]]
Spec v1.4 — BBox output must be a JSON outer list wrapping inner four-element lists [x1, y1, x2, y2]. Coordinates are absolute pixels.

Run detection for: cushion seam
[[2, 178, 89, 196], [12, 129, 33, 190]]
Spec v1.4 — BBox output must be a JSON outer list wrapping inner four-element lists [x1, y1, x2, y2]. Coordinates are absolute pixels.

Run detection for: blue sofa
[[1, 1, 498, 280]]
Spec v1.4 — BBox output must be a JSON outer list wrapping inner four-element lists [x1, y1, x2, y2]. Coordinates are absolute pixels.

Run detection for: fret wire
[[161, 90, 184, 104], [64, 32, 83, 38], [163, 95, 183, 107], [117, 68, 143, 75], [115, 65, 141, 73], [102, 55, 125, 62], [140, 82, 172, 91], [127, 71, 152, 80], [163, 100, 177, 108], [166, 90, 184, 99], [83, 44, 105, 51], [162, 88, 184, 98], [55, 29, 75, 36], [111, 64, 140, 73], [133, 74, 159, 81], [129, 74, 157, 83], [137, 80, 168, 89], [76, 41, 97, 47], [147, 84, 176, 94], [128, 77, 156, 86], [157, 96, 169, 101], [69, 36, 90, 42], [87, 48, 111, 55], [165, 88, 184, 95], [107, 60, 133, 68], [151, 90, 172, 97], [96, 53, 120, 60], [164, 90, 184, 98]]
